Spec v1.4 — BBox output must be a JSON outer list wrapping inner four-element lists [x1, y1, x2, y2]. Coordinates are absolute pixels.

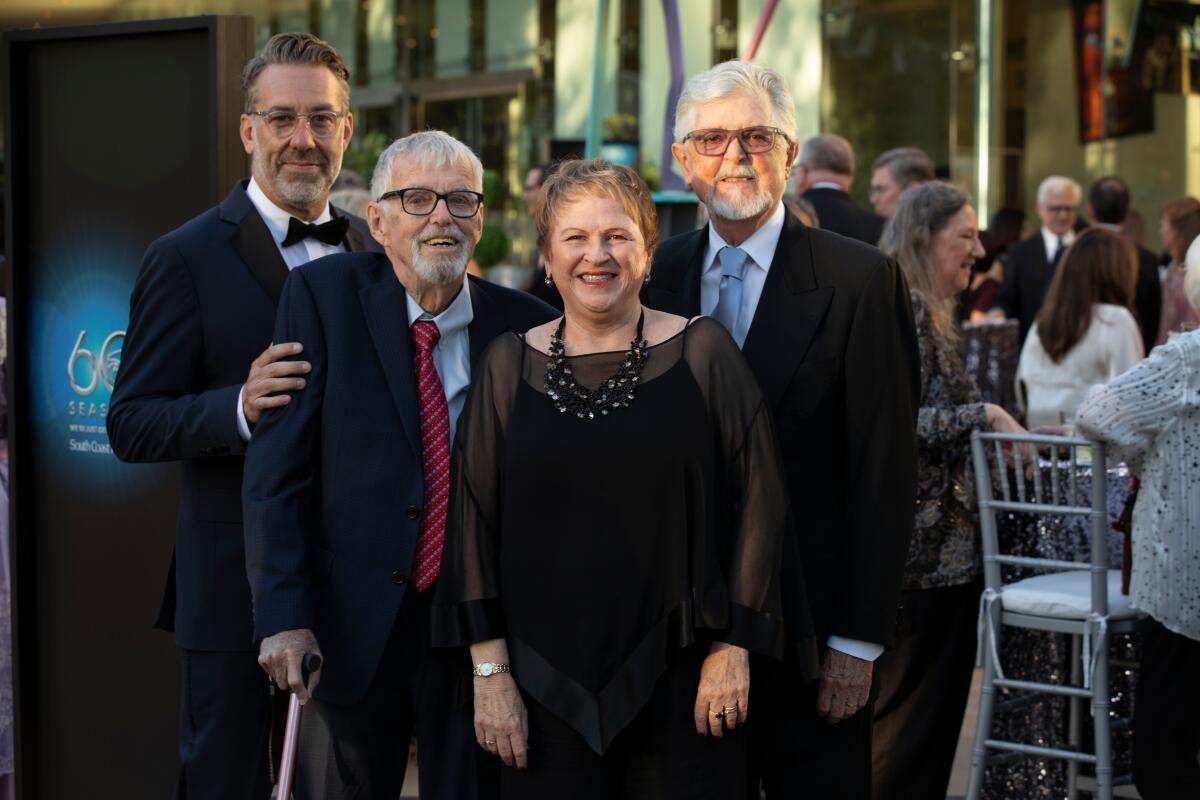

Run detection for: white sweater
[[1076, 330, 1200, 641], [1016, 303, 1144, 428]]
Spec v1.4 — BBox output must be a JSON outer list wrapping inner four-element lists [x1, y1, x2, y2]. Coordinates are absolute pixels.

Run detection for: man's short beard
[[410, 238, 470, 285], [705, 184, 775, 221], [252, 128, 340, 211]]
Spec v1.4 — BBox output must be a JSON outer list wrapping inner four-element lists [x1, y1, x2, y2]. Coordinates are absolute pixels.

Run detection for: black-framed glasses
[[681, 126, 791, 156], [248, 109, 348, 140], [378, 188, 484, 218]]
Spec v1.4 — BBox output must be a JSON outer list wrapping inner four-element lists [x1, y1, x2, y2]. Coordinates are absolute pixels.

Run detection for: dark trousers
[[870, 581, 979, 800], [176, 649, 274, 800], [750, 655, 874, 799], [503, 645, 745, 799], [298, 588, 496, 800], [1134, 617, 1200, 799]]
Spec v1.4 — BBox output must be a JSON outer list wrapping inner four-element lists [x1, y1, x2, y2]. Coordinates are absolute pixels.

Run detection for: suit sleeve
[[107, 237, 246, 462], [242, 269, 326, 640], [832, 258, 919, 646]]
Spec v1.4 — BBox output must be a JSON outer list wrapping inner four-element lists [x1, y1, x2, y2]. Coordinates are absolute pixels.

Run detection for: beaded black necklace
[[544, 311, 649, 420]]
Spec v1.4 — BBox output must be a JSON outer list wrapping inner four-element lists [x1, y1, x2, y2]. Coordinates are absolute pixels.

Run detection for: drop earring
[[544, 273, 554, 286]]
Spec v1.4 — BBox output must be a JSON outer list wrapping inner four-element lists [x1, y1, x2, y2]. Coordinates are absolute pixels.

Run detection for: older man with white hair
[[243, 129, 556, 799], [992, 175, 1083, 341], [644, 59, 920, 799]]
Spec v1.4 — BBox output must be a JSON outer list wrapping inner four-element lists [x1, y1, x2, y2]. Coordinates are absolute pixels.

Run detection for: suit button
[[391, 571, 407, 585], [406, 505, 421, 520]]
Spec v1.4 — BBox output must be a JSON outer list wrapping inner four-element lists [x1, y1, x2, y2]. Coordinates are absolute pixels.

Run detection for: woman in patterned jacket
[[872, 182, 1027, 800]]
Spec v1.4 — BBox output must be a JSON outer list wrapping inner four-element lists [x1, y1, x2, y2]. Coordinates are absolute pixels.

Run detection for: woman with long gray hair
[[872, 182, 1026, 799]]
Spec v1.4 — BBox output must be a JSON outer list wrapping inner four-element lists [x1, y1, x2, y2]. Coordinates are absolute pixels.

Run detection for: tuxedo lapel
[[221, 183, 291, 305], [465, 278, 507, 369], [740, 216, 834, 411], [333, 204, 378, 253], [358, 261, 421, 460], [642, 227, 706, 316]]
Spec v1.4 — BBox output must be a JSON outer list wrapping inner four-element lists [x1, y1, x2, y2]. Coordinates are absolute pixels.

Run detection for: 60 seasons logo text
[[67, 329, 124, 418]]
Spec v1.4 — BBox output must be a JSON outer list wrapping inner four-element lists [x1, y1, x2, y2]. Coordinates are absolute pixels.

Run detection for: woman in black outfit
[[433, 159, 814, 798]]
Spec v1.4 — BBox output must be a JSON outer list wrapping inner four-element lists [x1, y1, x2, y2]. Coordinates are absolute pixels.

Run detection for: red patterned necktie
[[410, 320, 450, 592]]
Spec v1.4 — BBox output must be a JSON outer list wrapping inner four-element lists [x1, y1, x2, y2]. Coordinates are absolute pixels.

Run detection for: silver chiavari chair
[[966, 431, 1141, 800]]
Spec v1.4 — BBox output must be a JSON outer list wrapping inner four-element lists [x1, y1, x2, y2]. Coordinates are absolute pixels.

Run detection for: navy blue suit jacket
[[242, 253, 556, 706], [107, 181, 380, 651]]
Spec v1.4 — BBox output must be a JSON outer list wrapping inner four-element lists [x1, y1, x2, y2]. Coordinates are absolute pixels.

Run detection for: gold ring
[[723, 706, 737, 713], [485, 739, 496, 745]]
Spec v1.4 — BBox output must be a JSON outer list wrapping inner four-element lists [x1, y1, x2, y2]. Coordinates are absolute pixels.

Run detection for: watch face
[[479, 663, 494, 677]]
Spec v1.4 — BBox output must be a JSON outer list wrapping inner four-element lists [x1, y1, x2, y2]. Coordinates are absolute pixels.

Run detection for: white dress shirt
[[700, 202, 785, 347], [236, 178, 346, 441], [701, 200, 883, 663], [1041, 226, 1076, 265], [406, 285, 475, 444]]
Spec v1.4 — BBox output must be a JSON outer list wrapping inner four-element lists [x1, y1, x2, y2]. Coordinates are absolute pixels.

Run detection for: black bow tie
[[281, 215, 349, 248]]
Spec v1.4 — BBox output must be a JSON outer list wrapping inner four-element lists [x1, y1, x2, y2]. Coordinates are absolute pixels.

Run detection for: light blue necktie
[[711, 246, 749, 344]]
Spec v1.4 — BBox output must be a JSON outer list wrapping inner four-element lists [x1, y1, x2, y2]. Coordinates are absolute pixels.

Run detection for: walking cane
[[276, 652, 322, 800]]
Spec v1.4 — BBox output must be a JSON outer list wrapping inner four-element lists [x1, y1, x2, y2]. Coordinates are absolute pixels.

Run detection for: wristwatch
[[472, 662, 511, 677]]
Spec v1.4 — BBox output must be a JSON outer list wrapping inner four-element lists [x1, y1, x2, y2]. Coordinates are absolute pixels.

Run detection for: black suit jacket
[[801, 187, 885, 246], [1133, 243, 1162, 352], [107, 180, 380, 651], [242, 254, 556, 705], [995, 232, 1055, 344], [643, 213, 920, 649]]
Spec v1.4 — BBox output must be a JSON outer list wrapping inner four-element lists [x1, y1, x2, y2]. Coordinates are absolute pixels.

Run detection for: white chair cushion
[[1001, 569, 1138, 620]]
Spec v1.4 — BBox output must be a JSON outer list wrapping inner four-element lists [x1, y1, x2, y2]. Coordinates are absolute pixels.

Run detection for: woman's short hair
[[1161, 196, 1200, 226], [535, 160, 659, 257], [242, 32, 350, 112], [879, 181, 972, 341], [673, 59, 796, 144], [1035, 227, 1137, 363], [369, 130, 484, 200]]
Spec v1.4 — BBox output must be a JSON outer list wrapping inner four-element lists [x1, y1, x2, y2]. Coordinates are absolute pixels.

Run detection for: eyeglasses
[[1044, 205, 1077, 214], [681, 126, 791, 156], [378, 187, 484, 218], [248, 109, 348, 140]]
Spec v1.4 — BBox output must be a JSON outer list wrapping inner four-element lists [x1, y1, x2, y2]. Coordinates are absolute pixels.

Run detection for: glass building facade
[[3, 0, 1200, 258]]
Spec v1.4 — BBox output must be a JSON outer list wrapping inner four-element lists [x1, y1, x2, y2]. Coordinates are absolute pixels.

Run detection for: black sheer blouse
[[432, 317, 803, 754]]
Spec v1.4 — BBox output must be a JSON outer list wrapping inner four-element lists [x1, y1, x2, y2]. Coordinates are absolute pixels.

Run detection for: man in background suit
[[992, 175, 1082, 342], [645, 59, 920, 800], [794, 133, 885, 245], [107, 33, 379, 799], [1087, 176, 1162, 351], [244, 130, 555, 799], [869, 146, 935, 219]]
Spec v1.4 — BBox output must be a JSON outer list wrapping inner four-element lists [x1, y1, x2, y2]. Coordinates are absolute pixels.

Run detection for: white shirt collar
[[810, 181, 845, 191], [704, 202, 786, 275], [1093, 222, 1122, 232], [405, 278, 475, 336], [246, 177, 334, 248], [1041, 226, 1076, 248]]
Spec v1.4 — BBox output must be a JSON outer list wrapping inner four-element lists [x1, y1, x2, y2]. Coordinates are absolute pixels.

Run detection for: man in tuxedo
[[644, 59, 919, 799], [869, 146, 935, 219], [107, 33, 378, 798], [992, 175, 1082, 342], [244, 130, 555, 799], [794, 133, 885, 245], [1087, 176, 1161, 351]]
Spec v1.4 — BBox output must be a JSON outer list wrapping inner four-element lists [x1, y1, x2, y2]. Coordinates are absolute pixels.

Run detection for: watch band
[[472, 661, 511, 677]]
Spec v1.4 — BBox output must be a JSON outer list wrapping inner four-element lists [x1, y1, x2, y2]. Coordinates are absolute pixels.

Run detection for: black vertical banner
[[4, 17, 252, 797]]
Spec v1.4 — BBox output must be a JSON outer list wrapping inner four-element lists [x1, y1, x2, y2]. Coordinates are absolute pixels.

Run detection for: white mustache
[[715, 167, 757, 180], [419, 225, 466, 245]]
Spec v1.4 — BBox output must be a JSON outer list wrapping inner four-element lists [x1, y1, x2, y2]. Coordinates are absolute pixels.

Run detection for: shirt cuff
[[826, 636, 884, 662], [236, 384, 252, 442]]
